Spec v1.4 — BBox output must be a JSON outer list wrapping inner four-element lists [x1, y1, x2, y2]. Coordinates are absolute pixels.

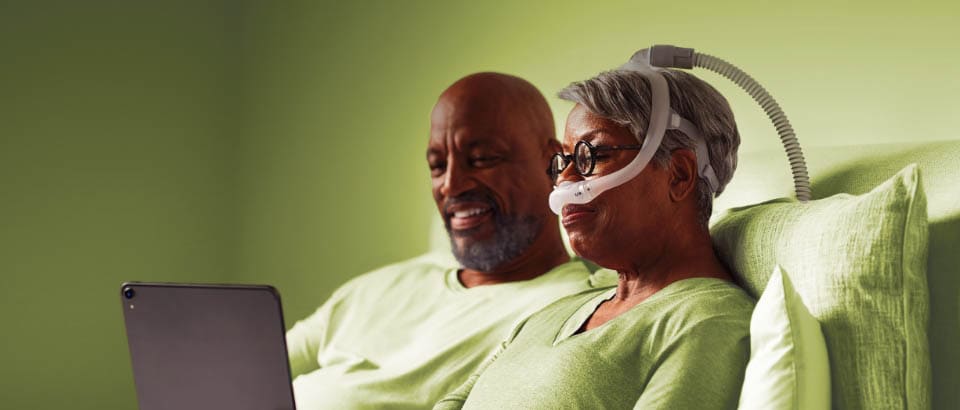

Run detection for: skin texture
[[427, 73, 569, 288], [558, 104, 733, 330]]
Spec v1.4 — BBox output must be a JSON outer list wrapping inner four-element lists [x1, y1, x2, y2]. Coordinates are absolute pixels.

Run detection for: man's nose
[[439, 159, 477, 198]]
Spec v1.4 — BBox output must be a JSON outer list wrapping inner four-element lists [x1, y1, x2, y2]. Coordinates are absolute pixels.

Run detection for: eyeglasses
[[546, 140, 644, 185]]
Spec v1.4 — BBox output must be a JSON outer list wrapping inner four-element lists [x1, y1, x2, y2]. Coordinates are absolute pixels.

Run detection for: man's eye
[[429, 162, 446, 176], [470, 156, 501, 167]]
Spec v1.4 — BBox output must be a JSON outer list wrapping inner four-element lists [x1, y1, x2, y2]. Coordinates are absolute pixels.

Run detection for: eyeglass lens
[[575, 141, 594, 175]]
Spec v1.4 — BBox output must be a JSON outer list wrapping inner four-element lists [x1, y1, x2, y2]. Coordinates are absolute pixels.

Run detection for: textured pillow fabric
[[711, 164, 930, 409], [739, 265, 830, 409]]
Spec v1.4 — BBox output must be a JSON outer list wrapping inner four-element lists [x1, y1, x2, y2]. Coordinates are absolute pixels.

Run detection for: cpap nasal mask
[[549, 45, 810, 215]]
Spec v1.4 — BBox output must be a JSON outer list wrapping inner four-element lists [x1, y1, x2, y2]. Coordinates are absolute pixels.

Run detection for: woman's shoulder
[[523, 286, 615, 322], [660, 277, 754, 308], [647, 277, 755, 337]]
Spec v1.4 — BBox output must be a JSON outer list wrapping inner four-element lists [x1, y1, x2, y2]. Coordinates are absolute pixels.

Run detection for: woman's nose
[[555, 161, 584, 185]]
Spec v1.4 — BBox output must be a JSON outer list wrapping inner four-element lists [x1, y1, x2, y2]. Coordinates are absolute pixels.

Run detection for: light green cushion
[[715, 140, 959, 409], [712, 164, 930, 409], [739, 265, 830, 409]]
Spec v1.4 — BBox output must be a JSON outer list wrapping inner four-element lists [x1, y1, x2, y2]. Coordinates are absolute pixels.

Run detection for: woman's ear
[[668, 149, 699, 202]]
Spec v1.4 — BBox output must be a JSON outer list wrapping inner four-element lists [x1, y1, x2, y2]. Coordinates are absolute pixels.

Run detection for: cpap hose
[[649, 45, 811, 202]]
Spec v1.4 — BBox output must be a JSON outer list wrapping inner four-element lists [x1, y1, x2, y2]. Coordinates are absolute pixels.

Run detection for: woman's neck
[[611, 231, 731, 303]]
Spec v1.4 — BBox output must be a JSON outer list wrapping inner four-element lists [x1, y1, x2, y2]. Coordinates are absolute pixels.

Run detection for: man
[[285, 72, 602, 409]]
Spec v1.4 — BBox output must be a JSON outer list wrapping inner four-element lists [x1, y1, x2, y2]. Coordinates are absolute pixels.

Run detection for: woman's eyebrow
[[570, 129, 620, 146]]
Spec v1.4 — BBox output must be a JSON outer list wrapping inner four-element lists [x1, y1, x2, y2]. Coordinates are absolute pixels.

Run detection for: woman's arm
[[432, 338, 509, 410], [433, 315, 531, 410]]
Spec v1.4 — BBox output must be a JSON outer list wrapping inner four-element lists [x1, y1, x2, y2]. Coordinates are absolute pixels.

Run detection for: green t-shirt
[[286, 253, 600, 410], [435, 277, 755, 410]]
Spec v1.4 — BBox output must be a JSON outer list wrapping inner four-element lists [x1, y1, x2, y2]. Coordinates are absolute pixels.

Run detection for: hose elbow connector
[[648, 45, 695, 69], [640, 44, 811, 202]]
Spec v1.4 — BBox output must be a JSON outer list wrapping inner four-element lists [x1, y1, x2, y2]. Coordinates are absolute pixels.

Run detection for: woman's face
[[558, 104, 673, 271]]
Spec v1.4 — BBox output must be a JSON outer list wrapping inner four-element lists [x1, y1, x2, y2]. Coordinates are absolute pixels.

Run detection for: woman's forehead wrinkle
[[565, 105, 632, 150]]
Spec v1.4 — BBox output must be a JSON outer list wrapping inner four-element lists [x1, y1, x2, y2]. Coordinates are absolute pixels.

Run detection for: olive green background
[[1, 1, 957, 409]]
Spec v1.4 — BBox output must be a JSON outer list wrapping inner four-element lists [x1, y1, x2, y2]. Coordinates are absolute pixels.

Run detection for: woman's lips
[[561, 204, 595, 227]]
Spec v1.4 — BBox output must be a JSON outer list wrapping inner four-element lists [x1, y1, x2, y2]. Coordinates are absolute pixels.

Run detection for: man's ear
[[545, 138, 563, 156], [542, 139, 563, 184], [668, 149, 699, 202]]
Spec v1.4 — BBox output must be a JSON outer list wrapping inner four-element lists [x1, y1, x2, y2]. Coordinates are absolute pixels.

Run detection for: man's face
[[426, 93, 554, 272]]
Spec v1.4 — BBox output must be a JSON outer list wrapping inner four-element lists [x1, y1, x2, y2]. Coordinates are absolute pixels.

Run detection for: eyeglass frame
[[546, 140, 645, 184]]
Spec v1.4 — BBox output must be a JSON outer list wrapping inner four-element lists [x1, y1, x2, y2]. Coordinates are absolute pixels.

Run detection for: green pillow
[[712, 164, 930, 409], [739, 265, 830, 409]]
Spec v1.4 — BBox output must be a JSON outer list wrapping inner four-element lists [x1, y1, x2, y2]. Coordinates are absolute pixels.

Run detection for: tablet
[[120, 282, 296, 410]]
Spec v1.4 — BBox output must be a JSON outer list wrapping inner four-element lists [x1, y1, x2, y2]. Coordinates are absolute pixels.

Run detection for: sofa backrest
[[715, 139, 959, 409]]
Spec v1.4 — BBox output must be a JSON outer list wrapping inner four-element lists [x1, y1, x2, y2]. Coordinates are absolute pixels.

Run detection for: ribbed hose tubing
[[693, 53, 811, 201]]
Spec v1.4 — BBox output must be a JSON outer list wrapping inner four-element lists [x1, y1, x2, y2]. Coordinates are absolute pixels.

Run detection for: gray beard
[[448, 212, 542, 273]]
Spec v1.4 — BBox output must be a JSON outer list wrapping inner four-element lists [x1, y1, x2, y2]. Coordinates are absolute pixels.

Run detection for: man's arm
[[285, 301, 334, 378], [634, 318, 751, 409]]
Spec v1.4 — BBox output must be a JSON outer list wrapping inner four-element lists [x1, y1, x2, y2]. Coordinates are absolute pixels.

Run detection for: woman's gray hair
[[558, 69, 740, 226]]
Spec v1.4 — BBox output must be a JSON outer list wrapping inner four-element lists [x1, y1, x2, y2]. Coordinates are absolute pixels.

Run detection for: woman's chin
[[568, 235, 598, 261], [569, 233, 624, 270]]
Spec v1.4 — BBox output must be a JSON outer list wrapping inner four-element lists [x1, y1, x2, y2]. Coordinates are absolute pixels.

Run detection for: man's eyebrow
[[456, 137, 506, 153], [461, 139, 490, 150]]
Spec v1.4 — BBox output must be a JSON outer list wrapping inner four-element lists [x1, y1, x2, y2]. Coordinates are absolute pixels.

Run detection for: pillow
[[711, 164, 930, 409], [739, 265, 830, 409]]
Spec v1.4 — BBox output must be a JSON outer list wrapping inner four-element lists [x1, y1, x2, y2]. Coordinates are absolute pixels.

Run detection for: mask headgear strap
[[622, 49, 720, 194], [547, 51, 669, 215], [548, 48, 719, 215], [668, 113, 720, 193]]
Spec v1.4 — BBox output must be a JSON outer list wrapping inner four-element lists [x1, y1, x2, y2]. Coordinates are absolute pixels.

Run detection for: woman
[[434, 66, 755, 409]]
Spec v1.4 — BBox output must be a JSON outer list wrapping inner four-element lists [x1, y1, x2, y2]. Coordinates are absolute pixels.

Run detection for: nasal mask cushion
[[548, 50, 719, 215]]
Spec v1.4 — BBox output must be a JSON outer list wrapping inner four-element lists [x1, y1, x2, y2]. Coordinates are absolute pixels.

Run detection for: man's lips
[[446, 202, 494, 231], [561, 204, 595, 226]]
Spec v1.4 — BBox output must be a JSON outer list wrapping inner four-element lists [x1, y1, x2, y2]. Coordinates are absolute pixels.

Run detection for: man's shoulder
[[332, 252, 455, 297]]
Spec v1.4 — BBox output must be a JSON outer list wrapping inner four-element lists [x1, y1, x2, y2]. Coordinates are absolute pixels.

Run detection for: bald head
[[432, 72, 555, 145]]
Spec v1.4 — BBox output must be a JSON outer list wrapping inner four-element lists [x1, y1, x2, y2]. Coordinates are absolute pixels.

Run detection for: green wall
[[234, 0, 960, 326], [0, 2, 236, 409], [1, 1, 957, 409]]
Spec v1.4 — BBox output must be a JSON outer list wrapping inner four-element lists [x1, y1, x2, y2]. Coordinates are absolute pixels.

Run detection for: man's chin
[[450, 229, 495, 250], [448, 219, 496, 238], [450, 240, 502, 273], [447, 212, 542, 273]]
